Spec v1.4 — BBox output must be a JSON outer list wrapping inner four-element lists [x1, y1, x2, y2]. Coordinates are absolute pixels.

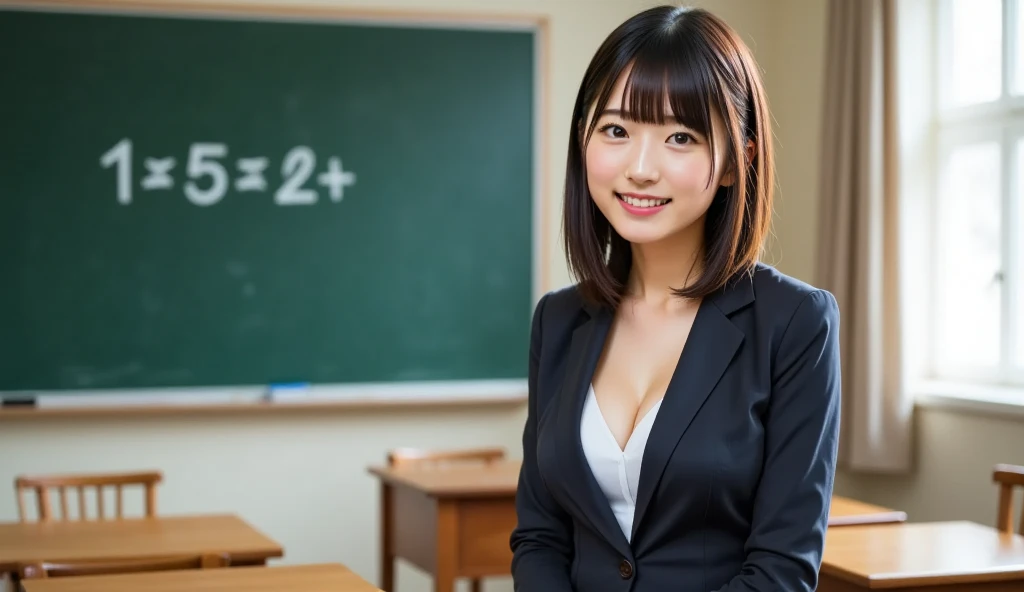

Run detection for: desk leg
[[434, 500, 458, 592], [380, 482, 395, 592]]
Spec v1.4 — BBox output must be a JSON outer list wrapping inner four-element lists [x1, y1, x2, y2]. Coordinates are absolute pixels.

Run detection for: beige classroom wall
[[0, 2, 771, 592]]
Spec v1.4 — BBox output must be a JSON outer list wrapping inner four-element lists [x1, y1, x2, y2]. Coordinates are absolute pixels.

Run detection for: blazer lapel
[[552, 306, 633, 558], [630, 276, 752, 542]]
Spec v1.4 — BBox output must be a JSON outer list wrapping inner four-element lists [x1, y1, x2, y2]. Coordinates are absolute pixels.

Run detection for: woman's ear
[[720, 139, 756, 187]]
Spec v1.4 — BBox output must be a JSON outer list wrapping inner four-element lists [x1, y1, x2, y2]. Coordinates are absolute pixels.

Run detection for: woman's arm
[[509, 292, 575, 592], [715, 289, 843, 592]]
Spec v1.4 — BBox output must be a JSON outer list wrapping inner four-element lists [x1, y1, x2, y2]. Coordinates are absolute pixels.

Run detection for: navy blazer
[[510, 263, 842, 592]]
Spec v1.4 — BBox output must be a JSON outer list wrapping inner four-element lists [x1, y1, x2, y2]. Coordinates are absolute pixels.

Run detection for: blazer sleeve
[[714, 289, 842, 592], [509, 292, 575, 592]]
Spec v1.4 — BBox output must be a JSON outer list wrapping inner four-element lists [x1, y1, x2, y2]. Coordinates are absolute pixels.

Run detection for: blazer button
[[618, 559, 633, 579]]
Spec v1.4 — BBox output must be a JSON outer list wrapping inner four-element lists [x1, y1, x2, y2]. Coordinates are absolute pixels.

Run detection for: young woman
[[510, 6, 841, 592]]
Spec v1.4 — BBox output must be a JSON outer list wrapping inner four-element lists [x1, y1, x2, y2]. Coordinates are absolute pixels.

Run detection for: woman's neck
[[624, 226, 704, 312]]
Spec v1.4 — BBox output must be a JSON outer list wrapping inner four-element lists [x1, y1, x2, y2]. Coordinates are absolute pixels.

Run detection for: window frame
[[926, 0, 1024, 389]]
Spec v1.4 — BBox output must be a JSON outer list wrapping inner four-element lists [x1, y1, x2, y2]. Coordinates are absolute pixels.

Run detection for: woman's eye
[[669, 132, 695, 145], [599, 124, 627, 138]]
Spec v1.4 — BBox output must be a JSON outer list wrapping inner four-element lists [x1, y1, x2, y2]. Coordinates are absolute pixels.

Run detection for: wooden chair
[[386, 447, 505, 592], [14, 470, 162, 522], [993, 463, 1024, 534], [19, 553, 229, 579]]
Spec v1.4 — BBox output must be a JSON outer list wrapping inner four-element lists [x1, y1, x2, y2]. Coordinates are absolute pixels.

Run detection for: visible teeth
[[620, 194, 669, 208]]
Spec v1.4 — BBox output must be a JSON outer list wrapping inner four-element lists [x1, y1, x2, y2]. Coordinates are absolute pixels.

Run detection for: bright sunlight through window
[[934, 0, 1024, 387]]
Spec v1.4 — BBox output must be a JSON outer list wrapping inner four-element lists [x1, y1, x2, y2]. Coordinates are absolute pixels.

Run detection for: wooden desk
[[368, 459, 902, 591], [820, 520, 1024, 591], [0, 514, 283, 575], [19, 563, 378, 592], [369, 460, 520, 592]]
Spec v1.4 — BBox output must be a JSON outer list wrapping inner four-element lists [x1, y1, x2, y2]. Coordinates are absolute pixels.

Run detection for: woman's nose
[[624, 138, 660, 185]]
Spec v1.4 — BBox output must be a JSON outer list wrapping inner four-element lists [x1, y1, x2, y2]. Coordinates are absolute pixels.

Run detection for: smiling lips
[[616, 192, 672, 216]]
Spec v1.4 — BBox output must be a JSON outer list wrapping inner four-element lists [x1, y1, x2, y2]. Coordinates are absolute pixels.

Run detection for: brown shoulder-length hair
[[563, 5, 774, 309]]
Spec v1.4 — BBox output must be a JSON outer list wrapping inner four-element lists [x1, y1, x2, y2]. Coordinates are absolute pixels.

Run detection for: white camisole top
[[580, 384, 664, 542]]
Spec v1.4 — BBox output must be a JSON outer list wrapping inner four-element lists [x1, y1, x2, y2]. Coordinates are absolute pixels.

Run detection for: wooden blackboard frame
[[0, 0, 550, 416]]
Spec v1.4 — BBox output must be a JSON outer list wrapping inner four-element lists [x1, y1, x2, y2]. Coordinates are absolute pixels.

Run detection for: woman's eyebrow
[[596, 109, 690, 124]]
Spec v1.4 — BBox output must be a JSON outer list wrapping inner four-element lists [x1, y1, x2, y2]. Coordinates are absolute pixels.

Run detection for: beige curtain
[[817, 0, 912, 473]]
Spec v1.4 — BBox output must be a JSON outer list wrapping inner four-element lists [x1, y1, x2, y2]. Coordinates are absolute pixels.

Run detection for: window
[[930, 0, 1024, 388]]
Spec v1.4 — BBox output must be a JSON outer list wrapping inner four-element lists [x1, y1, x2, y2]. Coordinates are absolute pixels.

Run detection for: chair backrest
[[993, 463, 1024, 535], [14, 470, 163, 522], [19, 553, 229, 579], [387, 446, 506, 469]]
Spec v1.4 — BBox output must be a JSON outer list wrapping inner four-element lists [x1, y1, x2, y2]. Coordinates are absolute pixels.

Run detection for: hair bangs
[[622, 39, 714, 135], [583, 30, 722, 182]]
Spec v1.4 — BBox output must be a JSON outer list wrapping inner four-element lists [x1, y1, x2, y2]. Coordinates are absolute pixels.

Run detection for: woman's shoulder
[[749, 262, 838, 317], [748, 262, 840, 344], [532, 283, 589, 333], [537, 282, 585, 310], [528, 285, 591, 365]]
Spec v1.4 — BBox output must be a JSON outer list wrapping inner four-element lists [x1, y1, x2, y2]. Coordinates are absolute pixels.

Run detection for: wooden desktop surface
[[367, 459, 522, 498], [19, 563, 379, 592], [829, 496, 907, 526], [0, 514, 283, 573], [821, 521, 1024, 590], [368, 459, 906, 526]]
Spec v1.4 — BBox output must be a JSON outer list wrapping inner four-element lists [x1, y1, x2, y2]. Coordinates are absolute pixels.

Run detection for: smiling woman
[[511, 6, 841, 592], [563, 5, 772, 307]]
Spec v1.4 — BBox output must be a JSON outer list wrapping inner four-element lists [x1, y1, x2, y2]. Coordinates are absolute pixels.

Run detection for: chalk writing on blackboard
[[99, 138, 356, 207]]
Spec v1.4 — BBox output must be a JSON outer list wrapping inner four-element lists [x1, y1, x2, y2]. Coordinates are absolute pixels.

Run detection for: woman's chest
[[590, 310, 697, 450]]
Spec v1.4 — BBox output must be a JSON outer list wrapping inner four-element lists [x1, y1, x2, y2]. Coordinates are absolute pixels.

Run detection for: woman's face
[[584, 70, 733, 246]]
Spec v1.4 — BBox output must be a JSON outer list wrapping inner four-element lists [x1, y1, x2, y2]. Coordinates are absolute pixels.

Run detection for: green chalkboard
[[0, 7, 536, 393]]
